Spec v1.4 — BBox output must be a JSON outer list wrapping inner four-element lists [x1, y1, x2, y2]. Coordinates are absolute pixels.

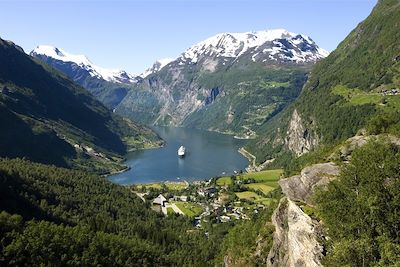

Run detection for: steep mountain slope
[[116, 29, 328, 137], [30, 46, 138, 108], [247, 0, 400, 164], [0, 38, 160, 174]]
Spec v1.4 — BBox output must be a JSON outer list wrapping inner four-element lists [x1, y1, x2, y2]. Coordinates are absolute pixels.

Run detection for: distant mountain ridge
[[30, 46, 140, 108], [176, 29, 328, 65], [31, 29, 328, 138], [140, 58, 174, 78], [31, 45, 138, 84], [140, 29, 328, 78]]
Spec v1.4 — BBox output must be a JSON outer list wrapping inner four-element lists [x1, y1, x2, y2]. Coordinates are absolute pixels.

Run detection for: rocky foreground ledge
[[267, 162, 340, 267]]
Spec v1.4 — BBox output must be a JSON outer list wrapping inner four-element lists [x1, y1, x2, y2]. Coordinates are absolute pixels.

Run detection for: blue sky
[[1, 0, 377, 74]]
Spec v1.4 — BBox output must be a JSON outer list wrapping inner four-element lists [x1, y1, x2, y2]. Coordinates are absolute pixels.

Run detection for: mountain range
[[31, 45, 138, 84], [32, 29, 328, 138], [111, 29, 328, 138]]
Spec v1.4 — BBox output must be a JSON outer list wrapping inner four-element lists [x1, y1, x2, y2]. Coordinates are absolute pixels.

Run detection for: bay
[[108, 127, 249, 184]]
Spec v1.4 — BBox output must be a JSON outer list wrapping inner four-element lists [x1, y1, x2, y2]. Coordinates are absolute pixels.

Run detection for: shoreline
[[134, 180, 190, 188], [238, 147, 257, 171], [102, 165, 131, 177], [126, 141, 165, 153], [238, 147, 274, 172], [108, 141, 165, 177]]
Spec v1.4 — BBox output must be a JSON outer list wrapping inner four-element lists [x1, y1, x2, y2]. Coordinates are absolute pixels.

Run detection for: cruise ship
[[178, 145, 185, 157]]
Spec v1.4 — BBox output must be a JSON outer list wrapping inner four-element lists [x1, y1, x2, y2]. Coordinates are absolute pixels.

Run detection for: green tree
[[316, 141, 400, 266]]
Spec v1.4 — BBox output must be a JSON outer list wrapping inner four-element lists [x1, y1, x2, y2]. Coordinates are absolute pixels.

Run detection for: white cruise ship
[[178, 145, 185, 157]]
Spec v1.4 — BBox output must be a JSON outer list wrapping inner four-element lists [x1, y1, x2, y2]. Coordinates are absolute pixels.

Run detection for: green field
[[229, 169, 283, 205], [348, 94, 382, 106], [235, 193, 275, 206], [216, 176, 232, 186], [332, 85, 400, 110], [242, 169, 283, 183], [167, 207, 174, 215], [246, 183, 275, 194], [164, 182, 188, 190], [235, 191, 261, 200], [254, 198, 274, 206], [216, 169, 283, 186], [174, 202, 202, 217], [137, 183, 162, 190], [136, 182, 187, 191]]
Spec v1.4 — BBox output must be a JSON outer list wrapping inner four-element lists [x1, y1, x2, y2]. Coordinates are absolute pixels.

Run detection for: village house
[[173, 195, 188, 202], [381, 88, 400, 96], [197, 186, 217, 197], [153, 194, 167, 206], [152, 194, 168, 213], [219, 215, 231, 223]]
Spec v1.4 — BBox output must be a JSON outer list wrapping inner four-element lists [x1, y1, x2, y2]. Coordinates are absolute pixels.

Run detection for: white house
[[153, 194, 167, 207]]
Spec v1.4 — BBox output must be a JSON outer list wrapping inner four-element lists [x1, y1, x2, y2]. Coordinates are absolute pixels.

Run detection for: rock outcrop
[[279, 162, 340, 205], [268, 162, 340, 267], [333, 134, 400, 161], [285, 110, 319, 156], [267, 198, 324, 267]]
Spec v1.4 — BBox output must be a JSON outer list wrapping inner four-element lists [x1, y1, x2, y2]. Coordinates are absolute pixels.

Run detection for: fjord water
[[108, 127, 249, 184]]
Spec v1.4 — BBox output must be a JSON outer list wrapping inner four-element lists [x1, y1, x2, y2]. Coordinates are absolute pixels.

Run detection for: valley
[[131, 169, 282, 221], [32, 30, 326, 140], [2, 0, 400, 266]]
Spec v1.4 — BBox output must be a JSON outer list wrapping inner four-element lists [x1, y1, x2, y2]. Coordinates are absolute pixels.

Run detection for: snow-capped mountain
[[178, 28, 328, 64], [138, 29, 328, 79], [116, 28, 328, 132], [140, 58, 174, 78], [30, 45, 137, 84]]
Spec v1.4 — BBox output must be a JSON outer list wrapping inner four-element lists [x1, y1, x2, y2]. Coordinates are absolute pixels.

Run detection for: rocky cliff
[[267, 163, 340, 267], [267, 198, 324, 267], [279, 162, 339, 205], [285, 109, 319, 156]]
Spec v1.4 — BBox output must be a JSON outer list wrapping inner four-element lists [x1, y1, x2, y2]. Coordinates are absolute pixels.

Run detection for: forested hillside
[[0, 159, 223, 266], [0, 38, 160, 174], [253, 1, 400, 265], [315, 141, 400, 266]]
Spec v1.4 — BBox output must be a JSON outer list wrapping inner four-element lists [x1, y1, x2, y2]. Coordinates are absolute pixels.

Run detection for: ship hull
[[178, 146, 186, 157]]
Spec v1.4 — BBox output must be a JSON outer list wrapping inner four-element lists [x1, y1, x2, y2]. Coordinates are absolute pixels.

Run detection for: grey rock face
[[268, 162, 340, 267], [279, 162, 340, 205], [267, 198, 324, 267], [285, 109, 319, 156], [332, 134, 400, 161]]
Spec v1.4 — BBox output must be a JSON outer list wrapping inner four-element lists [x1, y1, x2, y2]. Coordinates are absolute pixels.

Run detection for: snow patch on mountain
[[31, 45, 137, 84], [140, 58, 174, 78], [178, 29, 328, 64]]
